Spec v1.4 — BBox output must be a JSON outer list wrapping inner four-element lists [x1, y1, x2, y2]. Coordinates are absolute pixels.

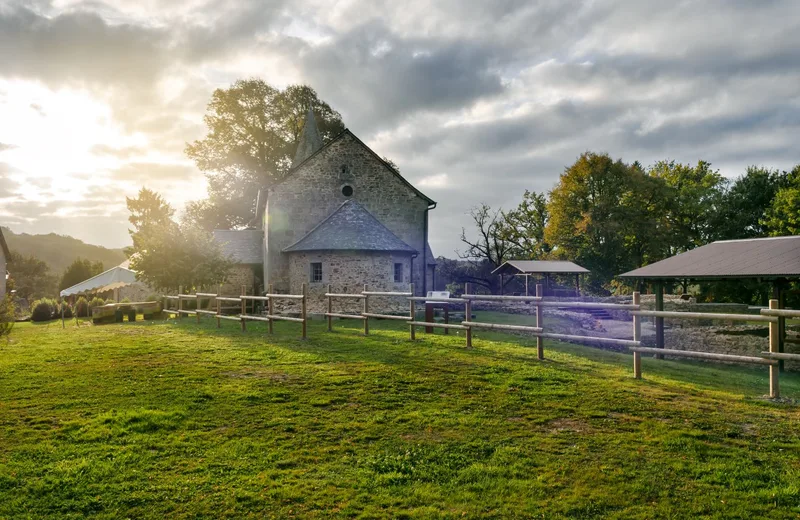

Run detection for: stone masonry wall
[[288, 251, 412, 314], [220, 265, 257, 297], [266, 132, 430, 296]]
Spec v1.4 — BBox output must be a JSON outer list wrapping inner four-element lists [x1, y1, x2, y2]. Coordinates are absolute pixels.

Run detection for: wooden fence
[[162, 284, 799, 399], [628, 299, 800, 398], [163, 284, 308, 340]]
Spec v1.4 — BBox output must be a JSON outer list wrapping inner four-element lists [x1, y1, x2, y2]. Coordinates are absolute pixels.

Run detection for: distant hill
[[2, 227, 127, 274]]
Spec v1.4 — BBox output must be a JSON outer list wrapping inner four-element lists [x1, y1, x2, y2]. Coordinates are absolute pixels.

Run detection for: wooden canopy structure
[[619, 235, 800, 369], [492, 260, 590, 296]]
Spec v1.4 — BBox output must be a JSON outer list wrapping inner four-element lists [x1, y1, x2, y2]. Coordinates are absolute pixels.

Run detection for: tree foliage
[[59, 258, 104, 292], [763, 166, 800, 236], [460, 152, 798, 297], [7, 251, 57, 300], [126, 188, 233, 292], [125, 187, 175, 256], [497, 190, 550, 260], [185, 81, 345, 228]]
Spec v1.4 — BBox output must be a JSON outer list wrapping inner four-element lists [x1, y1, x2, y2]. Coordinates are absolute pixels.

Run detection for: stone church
[[213, 110, 437, 312]]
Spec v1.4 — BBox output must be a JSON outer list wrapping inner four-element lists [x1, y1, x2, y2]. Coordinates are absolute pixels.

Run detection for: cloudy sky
[[0, 0, 799, 257]]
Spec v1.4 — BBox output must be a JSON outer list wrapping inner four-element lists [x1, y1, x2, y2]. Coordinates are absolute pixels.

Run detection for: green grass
[[1, 315, 800, 518]]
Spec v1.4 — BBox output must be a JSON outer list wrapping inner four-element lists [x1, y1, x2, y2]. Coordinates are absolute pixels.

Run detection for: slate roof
[[619, 235, 800, 280], [426, 243, 437, 265], [492, 260, 590, 276], [283, 200, 417, 254], [212, 229, 263, 264]]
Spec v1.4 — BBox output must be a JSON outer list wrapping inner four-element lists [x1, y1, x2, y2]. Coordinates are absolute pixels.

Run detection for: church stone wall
[[287, 251, 412, 314], [267, 132, 430, 296], [220, 265, 257, 297]]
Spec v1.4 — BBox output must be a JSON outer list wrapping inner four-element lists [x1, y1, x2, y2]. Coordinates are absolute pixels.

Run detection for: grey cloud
[[299, 20, 506, 132]]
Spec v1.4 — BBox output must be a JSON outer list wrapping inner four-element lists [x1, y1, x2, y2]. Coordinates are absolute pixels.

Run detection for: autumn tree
[[711, 166, 789, 240], [545, 152, 663, 292], [185, 81, 345, 228]]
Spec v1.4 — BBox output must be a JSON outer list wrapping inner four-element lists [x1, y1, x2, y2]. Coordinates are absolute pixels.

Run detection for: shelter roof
[[492, 260, 590, 276]]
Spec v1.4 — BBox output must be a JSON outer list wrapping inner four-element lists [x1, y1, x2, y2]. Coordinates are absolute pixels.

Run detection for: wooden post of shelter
[[536, 284, 544, 360], [525, 274, 529, 297], [240, 285, 246, 332], [654, 281, 664, 359], [769, 298, 780, 398], [363, 284, 369, 335], [409, 283, 415, 340], [633, 291, 641, 379], [268, 284, 274, 334], [61, 297, 65, 329], [464, 282, 472, 349], [327, 284, 333, 332]]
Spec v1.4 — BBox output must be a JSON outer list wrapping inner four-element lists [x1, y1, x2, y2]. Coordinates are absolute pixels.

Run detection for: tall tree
[[458, 204, 514, 293], [130, 225, 233, 293], [763, 165, 800, 236], [712, 166, 788, 240], [7, 251, 56, 300], [545, 152, 660, 292], [125, 187, 175, 255], [59, 258, 104, 291], [648, 160, 726, 253], [126, 189, 233, 292], [185, 81, 345, 228], [497, 190, 551, 259]]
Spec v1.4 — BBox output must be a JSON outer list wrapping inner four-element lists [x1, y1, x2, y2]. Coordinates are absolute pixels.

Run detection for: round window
[[341, 185, 354, 197]]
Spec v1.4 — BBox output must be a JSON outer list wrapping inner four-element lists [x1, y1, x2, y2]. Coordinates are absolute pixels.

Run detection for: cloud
[[0, 143, 17, 152], [0, 0, 799, 256]]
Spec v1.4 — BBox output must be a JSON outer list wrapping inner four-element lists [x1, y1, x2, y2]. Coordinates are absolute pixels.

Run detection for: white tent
[[59, 265, 138, 297]]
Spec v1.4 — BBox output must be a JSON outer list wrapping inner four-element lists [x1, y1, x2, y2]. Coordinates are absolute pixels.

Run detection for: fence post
[[268, 284, 274, 334], [240, 285, 246, 332], [196, 290, 201, 324], [769, 298, 780, 398], [327, 284, 332, 332], [301, 283, 308, 340], [464, 282, 472, 348], [178, 286, 183, 319], [216, 285, 221, 328], [409, 283, 416, 340], [363, 284, 369, 335], [633, 291, 641, 379], [536, 284, 544, 360]]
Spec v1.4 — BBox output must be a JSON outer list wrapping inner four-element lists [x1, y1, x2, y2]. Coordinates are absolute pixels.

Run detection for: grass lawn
[[1, 314, 800, 518]]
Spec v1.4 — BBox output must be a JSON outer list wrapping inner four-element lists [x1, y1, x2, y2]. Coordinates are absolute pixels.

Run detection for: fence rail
[[162, 283, 795, 400], [634, 310, 776, 322]]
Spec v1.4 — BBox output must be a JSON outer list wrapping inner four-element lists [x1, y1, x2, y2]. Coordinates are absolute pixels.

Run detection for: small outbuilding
[[492, 260, 590, 296], [59, 261, 153, 302]]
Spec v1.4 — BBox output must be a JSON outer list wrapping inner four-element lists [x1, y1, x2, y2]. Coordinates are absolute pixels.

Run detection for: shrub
[[146, 293, 162, 303], [89, 297, 105, 309], [31, 298, 57, 322], [75, 296, 89, 317], [62, 304, 74, 319], [0, 296, 15, 339], [121, 297, 131, 304]]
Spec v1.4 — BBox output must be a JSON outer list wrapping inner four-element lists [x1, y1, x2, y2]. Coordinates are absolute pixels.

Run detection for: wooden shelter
[[492, 260, 590, 296], [619, 235, 800, 369]]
